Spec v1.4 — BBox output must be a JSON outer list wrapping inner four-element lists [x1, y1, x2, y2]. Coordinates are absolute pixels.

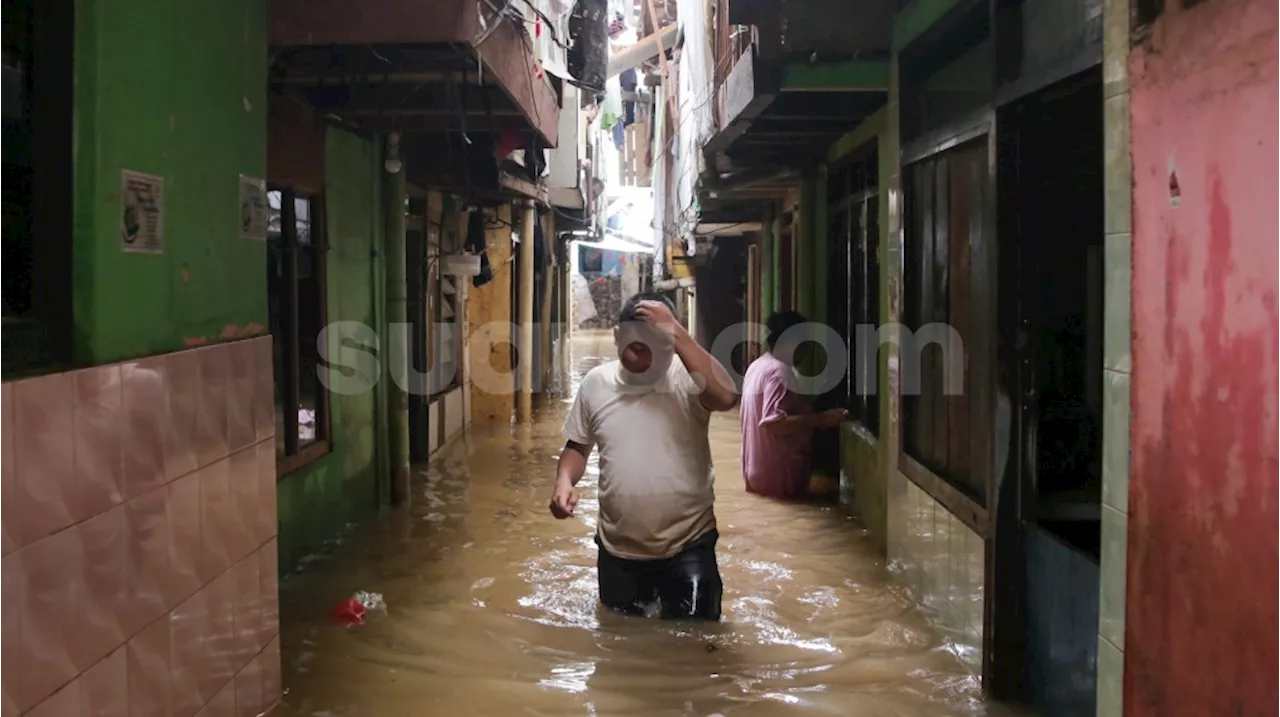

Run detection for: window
[[828, 147, 881, 434], [902, 138, 987, 502], [580, 245, 604, 274], [267, 188, 330, 471]]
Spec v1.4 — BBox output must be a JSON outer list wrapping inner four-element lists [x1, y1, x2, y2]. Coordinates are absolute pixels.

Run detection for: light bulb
[[384, 158, 402, 174]]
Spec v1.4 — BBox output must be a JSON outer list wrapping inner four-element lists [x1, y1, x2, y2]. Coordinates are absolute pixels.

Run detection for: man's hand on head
[[634, 300, 684, 340]]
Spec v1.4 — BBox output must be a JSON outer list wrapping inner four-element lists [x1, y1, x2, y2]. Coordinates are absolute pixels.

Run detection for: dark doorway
[[996, 66, 1104, 717], [695, 237, 749, 382], [3, 0, 74, 374], [406, 196, 430, 462]]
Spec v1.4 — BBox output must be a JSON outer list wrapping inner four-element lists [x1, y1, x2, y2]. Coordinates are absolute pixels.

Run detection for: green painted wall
[[276, 127, 385, 570], [73, 0, 269, 365], [795, 173, 817, 319], [810, 172, 829, 326], [781, 59, 890, 92]]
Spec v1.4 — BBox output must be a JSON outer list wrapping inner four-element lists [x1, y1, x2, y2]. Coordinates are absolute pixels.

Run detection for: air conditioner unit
[[441, 253, 481, 277]]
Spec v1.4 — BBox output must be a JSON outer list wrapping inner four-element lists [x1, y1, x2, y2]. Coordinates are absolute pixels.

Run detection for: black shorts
[[596, 530, 723, 621]]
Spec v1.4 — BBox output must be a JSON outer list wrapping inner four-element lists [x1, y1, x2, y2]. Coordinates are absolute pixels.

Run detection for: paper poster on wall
[[239, 174, 268, 241], [120, 170, 165, 254]]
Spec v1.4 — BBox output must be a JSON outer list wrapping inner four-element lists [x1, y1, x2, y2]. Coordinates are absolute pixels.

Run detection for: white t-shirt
[[562, 358, 716, 560]]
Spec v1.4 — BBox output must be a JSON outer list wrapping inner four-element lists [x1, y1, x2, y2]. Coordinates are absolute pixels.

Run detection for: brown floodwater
[[276, 335, 1008, 717]]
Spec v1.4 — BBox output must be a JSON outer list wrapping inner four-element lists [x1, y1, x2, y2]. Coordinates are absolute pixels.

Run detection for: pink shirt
[[740, 353, 813, 499]]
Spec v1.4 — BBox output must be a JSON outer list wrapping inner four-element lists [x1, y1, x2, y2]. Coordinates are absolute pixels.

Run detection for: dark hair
[[765, 310, 806, 349], [619, 292, 676, 324]]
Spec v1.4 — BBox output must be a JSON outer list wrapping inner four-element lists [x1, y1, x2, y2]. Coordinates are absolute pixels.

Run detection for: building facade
[[660, 0, 1277, 714], [2, 0, 580, 714]]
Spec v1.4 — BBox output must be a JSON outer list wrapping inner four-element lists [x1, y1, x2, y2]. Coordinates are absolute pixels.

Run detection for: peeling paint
[[1127, 0, 1278, 712], [219, 323, 267, 340], [181, 324, 267, 348]]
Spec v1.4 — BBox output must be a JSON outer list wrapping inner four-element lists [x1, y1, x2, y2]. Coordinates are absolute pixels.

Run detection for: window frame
[[268, 186, 333, 477], [828, 145, 881, 435]]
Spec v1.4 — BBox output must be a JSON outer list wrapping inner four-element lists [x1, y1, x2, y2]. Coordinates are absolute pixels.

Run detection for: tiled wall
[[886, 470, 985, 677], [1096, 0, 1131, 708], [1, 337, 281, 717], [840, 425, 885, 550]]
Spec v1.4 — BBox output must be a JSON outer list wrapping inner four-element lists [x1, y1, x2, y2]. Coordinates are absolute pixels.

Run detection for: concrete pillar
[[383, 135, 410, 504], [760, 203, 775, 321], [517, 200, 536, 421], [560, 251, 572, 377], [686, 287, 698, 342], [770, 205, 783, 311], [538, 213, 555, 392]]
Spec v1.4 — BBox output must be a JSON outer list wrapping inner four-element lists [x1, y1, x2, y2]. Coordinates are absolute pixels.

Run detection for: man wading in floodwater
[[549, 293, 739, 620], [740, 310, 847, 500]]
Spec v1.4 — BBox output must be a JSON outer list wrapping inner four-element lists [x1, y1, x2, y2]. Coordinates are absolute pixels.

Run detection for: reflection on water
[[277, 334, 1010, 717]]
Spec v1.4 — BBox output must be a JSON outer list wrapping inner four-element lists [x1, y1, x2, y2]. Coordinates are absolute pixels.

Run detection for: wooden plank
[[644, 0, 677, 129], [930, 155, 950, 475], [948, 148, 972, 489], [605, 24, 679, 78]]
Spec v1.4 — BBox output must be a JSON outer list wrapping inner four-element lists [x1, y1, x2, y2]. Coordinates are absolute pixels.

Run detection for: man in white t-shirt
[[549, 292, 738, 620]]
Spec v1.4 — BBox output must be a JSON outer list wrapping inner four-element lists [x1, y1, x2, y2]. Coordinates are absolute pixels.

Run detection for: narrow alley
[[2, 0, 1274, 716], [275, 334, 994, 717]]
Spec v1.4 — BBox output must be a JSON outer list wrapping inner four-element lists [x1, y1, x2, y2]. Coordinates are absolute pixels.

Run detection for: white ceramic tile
[[886, 472, 904, 567], [938, 509, 954, 633], [1099, 505, 1127, 650], [965, 526, 985, 638], [1097, 635, 1124, 717]]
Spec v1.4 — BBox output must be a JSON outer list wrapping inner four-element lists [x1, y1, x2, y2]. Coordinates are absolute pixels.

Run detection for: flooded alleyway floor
[[277, 336, 1011, 717]]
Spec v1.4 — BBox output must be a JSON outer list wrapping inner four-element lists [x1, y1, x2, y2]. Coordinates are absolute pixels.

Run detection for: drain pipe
[[383, 132, 410, 504]]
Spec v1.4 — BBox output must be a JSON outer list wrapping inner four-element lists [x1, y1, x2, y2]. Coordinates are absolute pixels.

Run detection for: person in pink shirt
[[740, 311, 847, 499]]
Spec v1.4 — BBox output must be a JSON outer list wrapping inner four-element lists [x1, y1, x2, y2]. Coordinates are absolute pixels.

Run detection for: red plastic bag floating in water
[[331, 598, 366, 624], [331, 591, 385, 625]]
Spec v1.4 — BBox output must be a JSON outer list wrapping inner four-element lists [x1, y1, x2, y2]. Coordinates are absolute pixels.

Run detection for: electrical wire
[[509, 0, 572, 51]]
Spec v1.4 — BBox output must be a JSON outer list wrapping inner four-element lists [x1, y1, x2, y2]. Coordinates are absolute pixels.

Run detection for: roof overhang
[[269, 0, 559, 147]]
